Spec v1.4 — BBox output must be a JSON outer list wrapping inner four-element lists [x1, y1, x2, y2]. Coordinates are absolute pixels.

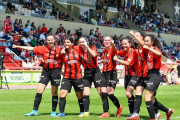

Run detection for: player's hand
[[12, 45, 17, 48], [129, 30, 135, 36], [83, 42, 88, 47], [61, 48, 66, 54], [113, 55, 118, 61], [110, 38, 114, 44], [143, 45, 149, 49]]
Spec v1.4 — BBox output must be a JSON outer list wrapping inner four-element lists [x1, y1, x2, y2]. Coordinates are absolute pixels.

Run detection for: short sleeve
[[153, 48, 162, 59], [127, 50, 137, 66], [33, 46, 46, 56], [110, 48, 117, 56], [117, 50, 125, 57]]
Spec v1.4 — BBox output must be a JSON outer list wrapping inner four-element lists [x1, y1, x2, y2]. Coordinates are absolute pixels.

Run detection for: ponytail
[[136, 31, 146, 39], [146, 34, 162, 51]]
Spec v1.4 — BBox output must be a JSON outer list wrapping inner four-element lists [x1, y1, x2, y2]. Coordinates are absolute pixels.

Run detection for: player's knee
[[36, 89, 44, 94], [135, 89, 143, 96], [126, 92, 132, 98], [107, 94, 114, 99], [51, 90, 58, 96], [83, 90, 90, 96]]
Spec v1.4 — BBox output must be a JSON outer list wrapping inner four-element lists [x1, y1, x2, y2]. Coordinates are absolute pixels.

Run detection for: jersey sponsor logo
[[147, 61, 151, 67], [45, 59, 57, 64], [131, 80, 137, 85], [146, 82, 153, 87], [67, 60, 78, 64], [78, 84, 83, 89], [56, 54, 59, 57], [103, 59, 110, 63]]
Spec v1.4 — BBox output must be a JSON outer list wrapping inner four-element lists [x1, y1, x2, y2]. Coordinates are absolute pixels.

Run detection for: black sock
[[101, 92, 109, 112], [128, 95, 135, 113], [78, 98, 84, 112], [146, 101, 155, 119], [154, 106, 159, 114], [33, 93, 42, 110], [108, 94, 120, 108], [83, 95, 90, 112], [154, 98, 169, 113], [59, 97, 66, 113], [52, 96, 58, 111], [134, 95, 142, 113]]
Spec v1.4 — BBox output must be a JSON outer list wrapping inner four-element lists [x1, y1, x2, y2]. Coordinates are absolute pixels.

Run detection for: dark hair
[[171, 68, 174, 72], [67, 30, 71, 35], [136, 31, 146, 39], [65, 36, 74, 43], [145, 34, 162, 51], [122, 37, 135, 49]]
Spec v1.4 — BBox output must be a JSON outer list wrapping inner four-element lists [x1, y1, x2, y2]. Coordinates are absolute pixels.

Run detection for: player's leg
[[97, 72, 109, 118], [25, 69, 49, 116], [107, 71, 122, 117], [50, 68, 61, 116]]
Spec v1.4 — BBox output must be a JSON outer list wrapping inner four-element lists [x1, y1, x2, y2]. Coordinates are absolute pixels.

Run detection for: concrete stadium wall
[[156, 0, 173, 19], [0, 13, 180, 46]]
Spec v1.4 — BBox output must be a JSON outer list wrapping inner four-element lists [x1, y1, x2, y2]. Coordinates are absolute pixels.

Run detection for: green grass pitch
[[0, 85, 179, 120]]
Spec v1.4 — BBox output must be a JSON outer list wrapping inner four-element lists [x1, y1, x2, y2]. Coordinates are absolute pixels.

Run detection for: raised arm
[[12, 45, 34, 51], [83, 42, 96, 57], [129, 30, 144, 47], [111, 39, 116, 52]]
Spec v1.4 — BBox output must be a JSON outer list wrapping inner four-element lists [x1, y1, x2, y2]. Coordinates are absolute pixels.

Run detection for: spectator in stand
[[66, 12, 70, 20], [99, 17, 105, 25], [82, 12, 88, 22], [0, 28, 5, 38], [38, 26, 41, 34], [91, 16, 98, 25], [117, 16, 123, 26], [137, 0, 142, 9], [19, 25, 24, 35], [47, 28, 53, 35], [10, 40, 21, 55], [23, 25, 30, 35], [6, 23, 15, 36], [20, 50, 30, 63], [19, 19, 23, 26], [5, 7, 11, 14], [59, 12, 64, 19], [96, 0, 101, 10], [59, 24, 64, 32], [31, 36, 37, 47], [123, 20, 128, 28], [165, 13, 170, 18], [39, 31, 46, 43], [19, 36, 25, 46], [7, 0, 15, 11], [41, 23, 47, 33], [23, 35, 30, 46], [10, 7, 15, 14], [31, 22, 35, 31], [97, 11, 103, 23], [14, 19, 20, 32]]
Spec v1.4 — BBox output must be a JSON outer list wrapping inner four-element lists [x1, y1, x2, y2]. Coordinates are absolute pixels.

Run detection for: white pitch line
[[159, 116, 180, 120]]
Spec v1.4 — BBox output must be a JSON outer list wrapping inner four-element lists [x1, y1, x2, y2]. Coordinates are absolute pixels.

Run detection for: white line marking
[[159, 116, 180, 120]]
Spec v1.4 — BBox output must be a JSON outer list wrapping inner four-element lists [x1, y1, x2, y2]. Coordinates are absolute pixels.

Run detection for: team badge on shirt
[[56, 54, 59, 57]]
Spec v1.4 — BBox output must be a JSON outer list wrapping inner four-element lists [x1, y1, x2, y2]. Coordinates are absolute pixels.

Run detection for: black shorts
[[100, 70, 117, 88], [136, 77, 148, 88], [84, 68, 101, 88], [60, 78, 84, 92], [124, 75, 138, 89], [39, 68, 61, 86], [145, 69, 161, 96]]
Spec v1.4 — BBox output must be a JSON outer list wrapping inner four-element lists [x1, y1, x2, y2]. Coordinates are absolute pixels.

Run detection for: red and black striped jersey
[[34, 45, 62, 69], [101, 48, 117, 72], [79, 46, 99, 69], [138, 46, 148, 77], [118, 48, 139, 76], [60, 47, 82, 79], [144, 47, 162, 70]]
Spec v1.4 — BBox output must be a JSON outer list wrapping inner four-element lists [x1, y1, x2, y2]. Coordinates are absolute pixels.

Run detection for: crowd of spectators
[[1, 15, 180, 67], [4, 0, 71, 20]]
